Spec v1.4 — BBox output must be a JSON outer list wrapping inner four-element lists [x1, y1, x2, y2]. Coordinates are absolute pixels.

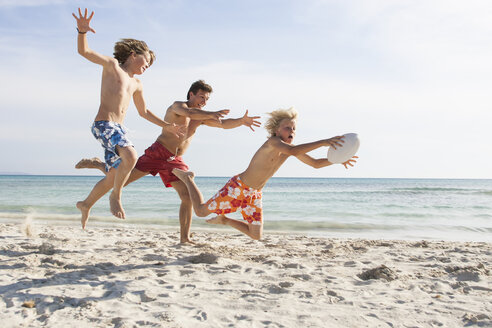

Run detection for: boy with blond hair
[[173, 107, 357, 240], [72, 8, 184, 221]]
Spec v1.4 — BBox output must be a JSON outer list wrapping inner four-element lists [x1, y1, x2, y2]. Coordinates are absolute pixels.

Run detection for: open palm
[[72, 8, 96, 34]]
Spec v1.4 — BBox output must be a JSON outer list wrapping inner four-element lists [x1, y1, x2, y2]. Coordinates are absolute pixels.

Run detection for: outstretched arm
[[72, 8, 112, 66], [296, 154, 358, 169], [295, 153, 333, 169], [202, 110, 261, 131], [171, 102, 229, 122], [271, 135, 344, 157], [133, 86, 186, 138]]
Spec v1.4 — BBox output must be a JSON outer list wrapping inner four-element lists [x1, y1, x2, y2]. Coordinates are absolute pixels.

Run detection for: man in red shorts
[[76, 80, 261, 243]]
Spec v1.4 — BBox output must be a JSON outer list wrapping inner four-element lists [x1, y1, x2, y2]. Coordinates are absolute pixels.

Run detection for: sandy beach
[[0, 222, 490, 328]]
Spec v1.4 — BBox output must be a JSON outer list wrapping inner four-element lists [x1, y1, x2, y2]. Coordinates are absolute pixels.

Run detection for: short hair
[[113, 38, 155, 66], [265, 107, 298, 137], [187, 80, 213, 100]]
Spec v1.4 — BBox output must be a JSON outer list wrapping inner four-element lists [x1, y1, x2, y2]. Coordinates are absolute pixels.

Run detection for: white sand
[[0, 222, 491, 328]]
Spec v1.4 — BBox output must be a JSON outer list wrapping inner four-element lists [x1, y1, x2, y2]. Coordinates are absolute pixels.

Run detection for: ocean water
[[0, 175, 491, 242]]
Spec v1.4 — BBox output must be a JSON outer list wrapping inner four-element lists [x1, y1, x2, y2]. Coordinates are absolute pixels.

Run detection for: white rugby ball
[[327, 133, 360, 164]]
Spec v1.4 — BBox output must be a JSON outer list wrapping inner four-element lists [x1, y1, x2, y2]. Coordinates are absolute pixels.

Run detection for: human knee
[[179, 195, 193, 211], [172, 182, 191, 204], [177, 188, 191, 203], [119, 146, 138, 165]]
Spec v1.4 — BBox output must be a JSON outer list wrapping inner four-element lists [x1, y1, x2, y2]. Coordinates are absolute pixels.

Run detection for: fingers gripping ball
[[327, 133, 360, 164]]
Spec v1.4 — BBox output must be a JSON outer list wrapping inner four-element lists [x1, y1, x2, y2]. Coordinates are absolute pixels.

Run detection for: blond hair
[[265, 107, 298, 137], [113, 38, 155, 66]]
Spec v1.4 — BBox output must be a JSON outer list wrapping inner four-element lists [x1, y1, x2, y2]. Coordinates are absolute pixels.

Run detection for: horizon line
[[0, 174, 490, 180]]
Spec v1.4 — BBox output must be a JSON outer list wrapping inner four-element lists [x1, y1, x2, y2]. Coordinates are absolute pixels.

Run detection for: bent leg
[[77, 167, 146, 230], [207, 215, 263, 240], [110, 146, 138, 219], [75, 157, 106, 174], [77, 168, 116, 229], [125, 168, 148, 186], [171, 180, 194, 244], [172, 169, 212, 217]]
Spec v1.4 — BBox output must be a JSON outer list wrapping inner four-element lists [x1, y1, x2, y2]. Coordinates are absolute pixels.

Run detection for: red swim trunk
[[135, 141, 189, 188]]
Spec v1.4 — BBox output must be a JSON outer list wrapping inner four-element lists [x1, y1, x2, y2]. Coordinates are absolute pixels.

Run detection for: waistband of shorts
[[93, 120, 125, 128]]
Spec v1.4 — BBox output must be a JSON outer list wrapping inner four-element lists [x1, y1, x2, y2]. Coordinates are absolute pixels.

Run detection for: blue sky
[[1, 0, 491, 178]]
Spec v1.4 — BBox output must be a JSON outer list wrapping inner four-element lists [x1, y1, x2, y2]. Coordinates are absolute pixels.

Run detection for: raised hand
[[241, 110, 261, 131], [342, 156, 358, 169], [72, 8, 96, 34]]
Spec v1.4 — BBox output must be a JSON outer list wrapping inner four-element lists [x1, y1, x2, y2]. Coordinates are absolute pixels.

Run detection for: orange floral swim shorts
[[205, 175, 263, 225]]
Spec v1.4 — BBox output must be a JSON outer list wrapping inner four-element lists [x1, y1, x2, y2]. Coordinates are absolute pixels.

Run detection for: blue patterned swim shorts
[[91, 121, 133, 171]]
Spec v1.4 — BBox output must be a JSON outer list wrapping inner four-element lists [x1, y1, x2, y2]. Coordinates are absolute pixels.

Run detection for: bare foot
[[180, 239, 196, 245], [172, 168, 195, 181], [180, 232, 196, 244], [76, 201, 91, 229], [109, 192, 125, 219], [75, 157, 106, 173], [206, 215, 228, 225]]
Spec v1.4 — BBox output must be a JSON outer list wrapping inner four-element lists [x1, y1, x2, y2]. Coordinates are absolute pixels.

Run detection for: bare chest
[[101, 68, 136, 98]]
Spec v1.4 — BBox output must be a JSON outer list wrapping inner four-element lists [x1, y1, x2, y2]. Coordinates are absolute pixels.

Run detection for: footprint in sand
[[283, 263, 305, 269], [325, 290, 345, 302], [186, 252, 219, 264], [180, 283, 196, 290], [194, 310, 207, 321], [244, 267, 266, 274], [265, 283, 289, 294], [291, 273, 312, 281], [112, 317, 133, 328], [124, 291, 156, 303], [279, 281, 294, 288], [262, 259, 282, 267], [225, 264, 242, 272], [142, 254, 167, 262], [179, 269, 195, 276], [462, 313, 491, 326], [445, 263, 488, 282], [40, 257, 64, 266], [234, 314, 252, 321], [139, 291, 157, 303], [38, 242, 56, 255], [155, 311, 175, 322]]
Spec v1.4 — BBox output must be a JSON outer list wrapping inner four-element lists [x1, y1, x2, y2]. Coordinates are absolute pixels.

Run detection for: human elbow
[[303, 158, 326, 169], [77, 44, 88, 56], [77, 48, 91, 58], [138, 109, 149, 118], [313, 159, 331, 169]]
